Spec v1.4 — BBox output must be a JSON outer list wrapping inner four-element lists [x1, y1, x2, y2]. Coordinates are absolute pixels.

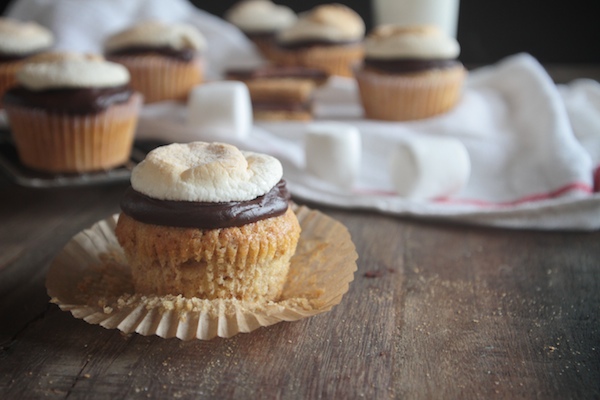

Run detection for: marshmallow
[[305, 122, 361, 188], [105, 20, 206, 53], [131, 142, 283, 202], [225, 0, 297, 33], [16, 56, 130, 90], [277, 4, 365, 45], [364, 24, 460, 60], [0, 17, 53, 55], [389, 135, 470, 199], [187, 81, 252, 140]]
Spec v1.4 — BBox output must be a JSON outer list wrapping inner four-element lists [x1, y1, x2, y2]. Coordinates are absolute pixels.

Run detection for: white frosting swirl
[[226, 0, 297, 33], [277, 4, 365, 44], [365, 25, 460, 59], [131, 142, 283, 202], [0, 17, 53, 55], [17, 54, 130, 90], [105, 20, 206, 53]]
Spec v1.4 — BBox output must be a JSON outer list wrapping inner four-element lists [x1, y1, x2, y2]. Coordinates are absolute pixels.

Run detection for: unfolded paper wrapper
[[46, 205, 358, 340]]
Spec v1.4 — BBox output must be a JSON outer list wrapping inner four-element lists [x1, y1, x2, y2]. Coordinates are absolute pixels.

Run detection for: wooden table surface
[[1, 67, 599, 399]]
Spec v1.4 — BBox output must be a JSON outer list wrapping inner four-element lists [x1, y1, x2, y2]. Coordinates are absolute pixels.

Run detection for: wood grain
[[0, 174, 598, 399]]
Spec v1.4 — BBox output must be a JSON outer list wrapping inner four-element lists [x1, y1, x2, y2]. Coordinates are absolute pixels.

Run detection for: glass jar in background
[[372, 0, 460, 38]]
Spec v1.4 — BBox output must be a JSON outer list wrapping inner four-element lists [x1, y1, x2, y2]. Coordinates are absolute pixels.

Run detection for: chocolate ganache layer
[[277, 39, 361, 50], [0, 51, 37, 62], [120, 180, 292, 229], [246, 31, 277, 38], [364, 58, 461, 74], [226, 66, 329, 81], [3, 85, 134, 114], [106, 46, 197, 62], [252, 101, 311, 112]]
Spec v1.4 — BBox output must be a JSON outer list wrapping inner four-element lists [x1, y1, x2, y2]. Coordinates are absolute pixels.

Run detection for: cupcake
[[115, 141, 301, 301], [226, 65, 329, 121], [355, 25, 466, 121], [0, 17, 53, 108], [272, 3, 365, 77], [2, 53, 142, 173], [104, 20, 206, 104], [225, 0, 297, 61]]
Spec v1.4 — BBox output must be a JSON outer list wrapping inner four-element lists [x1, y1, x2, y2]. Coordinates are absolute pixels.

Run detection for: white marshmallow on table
[[390, 135, 470, 200], [187, 81, 252, 140], [304, 122, 362, 188]]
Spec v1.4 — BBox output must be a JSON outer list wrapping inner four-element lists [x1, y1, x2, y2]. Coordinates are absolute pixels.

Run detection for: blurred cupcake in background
[[226, 65, 329, 121], [355, 24, 466, 121], [225, 0, 297, 61], [104, 21, 206, 104], [272, 3, 365, 77], [3, 52, 142, 173], [0, 17, 53, 108]]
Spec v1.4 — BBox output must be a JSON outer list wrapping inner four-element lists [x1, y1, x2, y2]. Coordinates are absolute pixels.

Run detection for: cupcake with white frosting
[[0, 17, 53, 108], [355, 24, 466, 121], [272, 3, 365, 77], [3, 53, 142, 173], [115, 141, 301, 301], [225, 0, 297, 60], [105, 20, 206, 104]]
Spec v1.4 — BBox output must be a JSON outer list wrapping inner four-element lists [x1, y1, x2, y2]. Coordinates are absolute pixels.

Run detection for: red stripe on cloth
[[353, 181, 594, 208], [433, 182, 593, 207]]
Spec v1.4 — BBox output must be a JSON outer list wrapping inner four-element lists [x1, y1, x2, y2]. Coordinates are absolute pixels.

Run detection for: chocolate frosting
[[106, 46, 197, 62], [226, 65, 329, 81], [364, 58, 461, 74], [276, 39, 361, 50], [252, 101, 310, 112], [0, 52, 35, 62], [120, 180, 292, 229], [2, 85, 134, 114], [245, 31, 277, 38]]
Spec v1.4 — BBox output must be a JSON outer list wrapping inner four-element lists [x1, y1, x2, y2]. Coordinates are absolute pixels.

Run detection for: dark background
[[1, 0, 598, 65]]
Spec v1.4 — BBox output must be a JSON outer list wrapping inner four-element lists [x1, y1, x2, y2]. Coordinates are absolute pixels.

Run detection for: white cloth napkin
[[6, 0, 600, 230]]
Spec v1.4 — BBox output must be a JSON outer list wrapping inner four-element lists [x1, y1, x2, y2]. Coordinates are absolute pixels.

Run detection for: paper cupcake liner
[[108, 54, 203, 104], [117, 207, 300, 301], [46, 204, 358, 340], [355, 66, 466, 121], [273, 44, 364, 78], [0, 60, 25, 109], [246, 34, 278, 62], [5, 93, 142, 173]]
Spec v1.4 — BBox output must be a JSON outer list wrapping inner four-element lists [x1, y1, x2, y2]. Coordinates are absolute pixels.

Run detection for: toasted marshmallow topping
[[365, 25, 460, 60], [131, 142, 283, 202], [226, 0, 297, 33], [277, 4, 365, 44], [0, 17, 53, 55], [17, 53, 130, 90], [25, 51, 104, 64], [105, 20, 206, 53]]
